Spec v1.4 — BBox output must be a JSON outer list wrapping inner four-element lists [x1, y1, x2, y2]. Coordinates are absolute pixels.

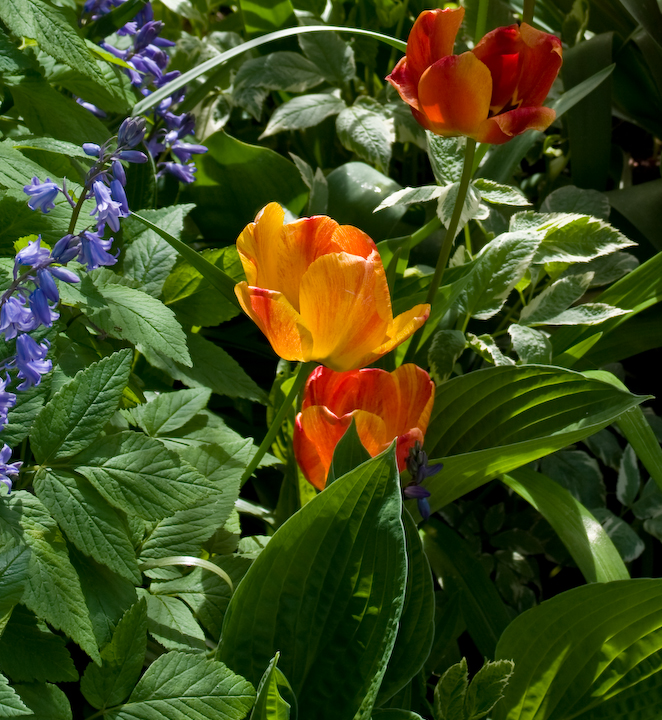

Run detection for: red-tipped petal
[[418, 53, 492, 138], [387, 57, 421, 112], [406, 7, 465, 82], [517, 23, 563, 107], [477, 105, 556, 144]]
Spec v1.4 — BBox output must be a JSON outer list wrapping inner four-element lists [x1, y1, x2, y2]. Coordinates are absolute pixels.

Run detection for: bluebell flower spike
[[404, 441, 442, 522], [0, 444, 22, 494]]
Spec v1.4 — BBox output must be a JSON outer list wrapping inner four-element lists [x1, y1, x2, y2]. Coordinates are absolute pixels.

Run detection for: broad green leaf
[[377, 510, 435, 705], [298, 30, 355, 86], [183, 130, 307, 241], [429, 329, 467, 383], [218, 447, 407, 720], [421, 366, 645, 514], [122, 206, 193, 298], [520, 273, 593, 326], [559, 252, 639, 289], [6, 136, 95, 160], [0, 29, 32, 73], [375, 185, 442, 212], [540, 186, 610, 219], [0, 673, 30, 718], [494, 579, 662, 720], [141, 593, 206, 653], [465, 660, 514, 720], [142, 332, 266, 404], [0, 492, 99, 662], [591, 508, 645, 563], [261, 92, 346, 137], [105, 651, 255, 720], [250, 653, 293, 720], [502, 469, 628, 583], [151, 556, 252, 640], [235, 52, 324, 93], [466, 333, 515, 367], [70, 548, 138, 649], [616, 444, 641, 507], [507, 325, 552, 364], [617, 406, 662, 495], [13, 683, 71, 720], [30, 349, 132, 463], [33, 469, 140, 583], [84, 275, 191, 367], [540, 449, 605, 509], [74, 431, 213, 522], [427, 134, 466, 186], [336, 102, 395, 174], [455, 231, 540, 320], [0, 0, 117, 99], [473, 179, 530, 207], [422, 520, 511, 659], [0, 545, 29, 612], [240, 0, 295, 35], [436, 183, 485, 234], [0, 605, 77, 683], [327, 418, 371, 486], [537, 302, 628, 326], [433, 658, 468, 720], [608, 178, 662, 252], [131, 389, 212, 438]]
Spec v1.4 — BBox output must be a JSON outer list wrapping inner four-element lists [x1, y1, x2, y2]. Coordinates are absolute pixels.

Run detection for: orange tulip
[[387, 7, 562, 145], [234, 203, 430, 372], [293, 364, 435, 490]]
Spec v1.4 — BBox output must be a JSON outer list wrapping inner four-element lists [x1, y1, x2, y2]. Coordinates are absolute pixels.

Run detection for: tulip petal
[[517, 23, 563, 108], [295, 406, 387, 490], [418, 53, 492, 138], [476, 106, 556, 145], [472, 25, 524, 113], [366, 303, 430, 366], [388, 364, 435, 439], [396, 428, 425, 471], [298, 252, 393, 371], [235, 282, 312, 361], [387, 57, 421, 111], [406, 7, 465, 82]]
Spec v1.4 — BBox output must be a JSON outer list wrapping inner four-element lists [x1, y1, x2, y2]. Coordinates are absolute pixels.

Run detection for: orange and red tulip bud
[[294, 364, 435, 490], [387, 7, 562, 145]]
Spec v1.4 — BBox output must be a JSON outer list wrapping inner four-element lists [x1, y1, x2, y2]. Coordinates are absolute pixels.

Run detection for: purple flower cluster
[[0, 445, 21, 495], [85, 1, 207, 182]]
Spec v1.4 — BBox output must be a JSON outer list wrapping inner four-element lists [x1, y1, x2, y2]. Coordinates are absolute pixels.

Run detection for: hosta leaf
[[421, 366, 645, 515], [493, 579, 662, 720], [217, 447, 407, 720], [105, 651, 255, 720], [30, 349, 132, 462]]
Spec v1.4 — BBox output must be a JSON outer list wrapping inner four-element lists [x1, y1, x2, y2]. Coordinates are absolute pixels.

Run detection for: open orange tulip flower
[[294, 364, 435, 490], [234, 203, 430, 372], [387, 7, 563, 145]]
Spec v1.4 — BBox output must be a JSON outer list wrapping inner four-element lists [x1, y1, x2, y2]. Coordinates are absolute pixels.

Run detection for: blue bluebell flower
[[0, 377, 17, 429], [171, 141, 208, 164], [13, 334, 52, 390], [112, 159, 127, 186], [23, 177, 60, 213], [0, 444, 22, 494], [36, 268, 60, 303], [0, 296, 38, 340], [51, 234, 81, 265], [405, 443, 442, 522], [90, 180, 125, 233], [110, 178, 130, 215], [116, 150, 148, 163], [76, 98, 107, 118], [79, 230, 117, 271], [49, 266, 80, 284], [15, 236, 50, 271], [158, 161, 196, 183], [28, 288, 59, 328], [83, 143, 102, 157]]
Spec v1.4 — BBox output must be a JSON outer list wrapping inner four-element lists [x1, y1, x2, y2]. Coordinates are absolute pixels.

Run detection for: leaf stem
[[523, 0, 535, 24], [240, 361, 317, 486]]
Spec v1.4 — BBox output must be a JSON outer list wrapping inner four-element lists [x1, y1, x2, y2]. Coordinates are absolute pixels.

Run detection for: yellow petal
[[358, 303, 430, 368]]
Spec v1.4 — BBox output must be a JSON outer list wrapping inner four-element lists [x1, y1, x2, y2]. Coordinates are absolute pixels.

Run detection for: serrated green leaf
[[493, 580, 662, 720], [436, 182, 484, 233], [426, 134, 465, 186], [533, 303, 629, 326], [0, 673, 30, 717], [105, 651, 255, 720], [0, 29, 33, 73], [520, 273, 593, 326], [235, 52, 323, 93], [473, 178, 530, 207], [507, 325, 552, 364], [13, 682, 71, 720], [0, 492, 99, 662], [0, 545, 29, 612], [502, 469, 628, 583], [433, 659, 469, 720], [33, 469, 140, 583], [428, 329, 467, 383], [336, 102, 395, 174], [140, 593, 206, 653], [0, 605, 77, 683], [423, 521, 510, 659], [464, 660, 514, 720], [74, 431, 213, 522], [218, 447, 407, 720], [421, 366, 645, 516], [131, 389, 212, 438], [261, 92, 345, 137], [375, 185, 442, 212], [30, 349, 132, 462], [298, 30, 355, 85], [142, 332, 266, 404], [0, 0, 117, 100], [6, 136, 93, 160], [617, 444, 641, 507], [540, 186, 610, 219], [377, 510, 435, 705]]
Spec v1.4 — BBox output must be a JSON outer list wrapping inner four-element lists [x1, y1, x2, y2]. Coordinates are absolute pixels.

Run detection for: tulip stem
[[240, 361, 317, 486], [523, 0, 535, 24], [402, 138, 476, 364], [474, 0, 490, 44]]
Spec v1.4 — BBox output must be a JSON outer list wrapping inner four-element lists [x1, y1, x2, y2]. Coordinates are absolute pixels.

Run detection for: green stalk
[[474, 0, 490, 44], [240, 361, 317, 486], [523, 0, 535, 24], [403, 138, 476, 363]]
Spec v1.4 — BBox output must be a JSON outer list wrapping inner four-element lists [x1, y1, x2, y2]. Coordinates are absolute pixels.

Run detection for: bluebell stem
[[404, 442, 443, 521], [0, 445, 22, 494]]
